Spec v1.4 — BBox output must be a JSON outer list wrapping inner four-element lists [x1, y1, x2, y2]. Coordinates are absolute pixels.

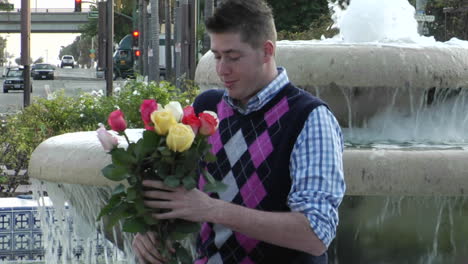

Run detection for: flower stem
[[122, 131, 131, 145]]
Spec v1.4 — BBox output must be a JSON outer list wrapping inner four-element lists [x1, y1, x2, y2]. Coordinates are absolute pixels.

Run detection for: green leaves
[[168, 220, 201, 241], [122, 217, 147, 233], [164, 176, 180, 188], [204, 181, 228, 193], [110, 148, 137, 167], [174, 242, 192, 264], [182, 176, 197, 190], [101, 164, 129, 181], [202, 169, 228, 193]]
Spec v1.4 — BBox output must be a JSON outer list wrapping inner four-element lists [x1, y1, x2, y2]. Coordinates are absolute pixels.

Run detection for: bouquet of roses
[[96, 99, 226, 263]]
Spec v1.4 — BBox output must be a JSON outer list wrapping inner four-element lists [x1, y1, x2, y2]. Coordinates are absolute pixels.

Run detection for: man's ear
[[263, 40, 275, 63]]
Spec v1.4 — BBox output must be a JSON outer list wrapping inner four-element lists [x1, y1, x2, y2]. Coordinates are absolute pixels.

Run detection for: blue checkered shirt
[[223, 67, 345, 247]]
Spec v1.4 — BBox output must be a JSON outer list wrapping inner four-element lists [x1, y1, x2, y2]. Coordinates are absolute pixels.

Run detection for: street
[[0, 67, 125, 114]]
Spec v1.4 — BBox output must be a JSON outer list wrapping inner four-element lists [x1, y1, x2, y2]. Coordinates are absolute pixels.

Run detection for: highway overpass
[[0, 8, 93, 33]]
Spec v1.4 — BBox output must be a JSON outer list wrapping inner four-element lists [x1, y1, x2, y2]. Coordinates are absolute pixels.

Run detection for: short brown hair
[[205, 0, 277, 49]]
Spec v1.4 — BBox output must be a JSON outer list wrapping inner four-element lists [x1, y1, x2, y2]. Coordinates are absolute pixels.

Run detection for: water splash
[[31, 179, 136, 264], [343, 88, 468, 147]]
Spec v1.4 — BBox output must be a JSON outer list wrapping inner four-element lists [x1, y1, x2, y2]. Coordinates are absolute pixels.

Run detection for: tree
[[266, 0, 330, 32], [425, 0, 468, 41], [81, 0, 136, 42]]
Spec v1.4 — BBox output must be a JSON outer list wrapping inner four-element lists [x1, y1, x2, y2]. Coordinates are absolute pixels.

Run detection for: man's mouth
[[223, 80, 236, 88]]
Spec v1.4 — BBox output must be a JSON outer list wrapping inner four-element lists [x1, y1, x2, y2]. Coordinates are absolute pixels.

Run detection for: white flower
[[96, 124, 119, 152], [164, 101, 183, 122]]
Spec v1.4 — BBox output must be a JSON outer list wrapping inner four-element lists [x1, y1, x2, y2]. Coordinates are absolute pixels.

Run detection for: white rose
[[164, 101, 183, 122]]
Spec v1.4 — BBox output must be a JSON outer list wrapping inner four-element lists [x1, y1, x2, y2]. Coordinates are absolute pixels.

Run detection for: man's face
[[210, 32, 266, 105]]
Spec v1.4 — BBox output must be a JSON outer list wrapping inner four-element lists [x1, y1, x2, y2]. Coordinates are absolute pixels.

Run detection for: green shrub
[[0, 80, 199, 196]]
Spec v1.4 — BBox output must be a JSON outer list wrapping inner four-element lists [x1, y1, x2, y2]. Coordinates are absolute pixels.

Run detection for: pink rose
[[183, 105, 195, 117], [108, 109, 127, 132], [198, 111, 218, 136], [96, 125, 119, 152], [140, 99, 158, 125]]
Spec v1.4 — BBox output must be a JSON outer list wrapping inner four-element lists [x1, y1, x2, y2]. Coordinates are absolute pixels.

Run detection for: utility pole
[[137, 0, 144, 74], [98, 1, 106, 76], [106, 0, 114, 96], [149, 0, 160, 82], [21, 0, 31, 107], [165, 0, 172, 81], [416, 0, 428, 35], [202, 0, 213, 54], [176, 0, 196, 88]]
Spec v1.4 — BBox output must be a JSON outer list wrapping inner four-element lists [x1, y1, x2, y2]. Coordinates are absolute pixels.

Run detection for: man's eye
[[214, 56, 221, 60], [228, 57, 240, 61]]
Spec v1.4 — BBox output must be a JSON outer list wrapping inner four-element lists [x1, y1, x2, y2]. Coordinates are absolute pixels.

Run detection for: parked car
[[31, 63, 55, 80], [60, 55, 75, 68], [2, 67, 32, 93]]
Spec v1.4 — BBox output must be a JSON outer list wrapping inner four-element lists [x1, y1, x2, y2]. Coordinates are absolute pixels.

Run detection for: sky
[[1, 0, 94, 65]]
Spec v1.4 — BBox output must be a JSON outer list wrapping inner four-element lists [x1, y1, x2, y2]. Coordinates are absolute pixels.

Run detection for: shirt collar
[[223, 67, 290, 115]]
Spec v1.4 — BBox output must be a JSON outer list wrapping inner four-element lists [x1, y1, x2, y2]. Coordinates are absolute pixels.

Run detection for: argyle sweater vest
[[193, 84, 327, 264]]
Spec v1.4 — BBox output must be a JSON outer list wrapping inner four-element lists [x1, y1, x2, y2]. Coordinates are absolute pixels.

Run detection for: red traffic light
[[132, 31, 140, 38], [74, 0, 82, 12], [135, 50, 141, 57]]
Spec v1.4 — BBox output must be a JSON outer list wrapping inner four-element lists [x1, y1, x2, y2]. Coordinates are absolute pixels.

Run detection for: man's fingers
[[133, 233, 165, 264], [144, 200, 175, 209], [134, 240, 162, 264], [143, 189, 175, 200], [142, 180, 176, 191]]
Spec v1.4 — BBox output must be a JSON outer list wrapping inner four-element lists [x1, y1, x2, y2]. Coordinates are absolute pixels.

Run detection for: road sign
[[88, 11, 99, 19], [415, 15, 435, 22]]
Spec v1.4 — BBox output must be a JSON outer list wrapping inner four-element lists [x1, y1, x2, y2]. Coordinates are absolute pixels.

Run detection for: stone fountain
[[26, 0, 468, 263]]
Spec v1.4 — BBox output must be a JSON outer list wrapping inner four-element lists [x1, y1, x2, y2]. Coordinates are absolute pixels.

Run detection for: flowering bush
[[97, 99, 226, 263]]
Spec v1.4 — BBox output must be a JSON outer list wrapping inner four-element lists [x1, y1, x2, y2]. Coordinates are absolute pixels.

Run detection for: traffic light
[[135, 50, 141, 57], [74, 0, 82, 12], [132, 30, 140, 47]]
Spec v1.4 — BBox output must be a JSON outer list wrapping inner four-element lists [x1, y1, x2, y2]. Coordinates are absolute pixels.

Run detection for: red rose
[[140, 99, 158, 125], [198, 112, 218, 136], [182, 114, 201, 134], [108, 110, 127, 132]]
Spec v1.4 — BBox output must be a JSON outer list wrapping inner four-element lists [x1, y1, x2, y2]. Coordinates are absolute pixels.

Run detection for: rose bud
[[108, 109, 127, 132]]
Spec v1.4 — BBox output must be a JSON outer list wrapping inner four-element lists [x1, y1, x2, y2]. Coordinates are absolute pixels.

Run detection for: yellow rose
[[151, 110, 177, 135], [166, 124, 195, 152]]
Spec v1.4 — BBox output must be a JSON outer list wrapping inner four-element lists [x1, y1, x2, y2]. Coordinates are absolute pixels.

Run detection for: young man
[[132, 0, 345, 263]]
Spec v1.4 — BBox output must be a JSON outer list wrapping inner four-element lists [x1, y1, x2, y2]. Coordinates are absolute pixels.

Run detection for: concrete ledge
[[344, 149, 468, 196], [29, 130, 468, 196]]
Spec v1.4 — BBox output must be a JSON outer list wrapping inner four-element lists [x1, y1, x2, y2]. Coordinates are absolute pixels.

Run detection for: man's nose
[[216, 59, 231, 76]]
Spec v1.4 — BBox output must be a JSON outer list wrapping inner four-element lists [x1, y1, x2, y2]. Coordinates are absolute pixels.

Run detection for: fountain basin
[[195, 42, 468, 126], [28, 130, 468, 196]]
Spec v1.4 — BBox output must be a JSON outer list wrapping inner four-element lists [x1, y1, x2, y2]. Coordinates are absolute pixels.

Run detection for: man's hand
[[132, 232, 167, 264], [142, 180, 219, 223]]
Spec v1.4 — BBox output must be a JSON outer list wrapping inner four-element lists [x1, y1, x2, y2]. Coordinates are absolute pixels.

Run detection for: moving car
[[60, 55, 75, 68], [31, 63, 55, 80], [2, 67, 32, 93]]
